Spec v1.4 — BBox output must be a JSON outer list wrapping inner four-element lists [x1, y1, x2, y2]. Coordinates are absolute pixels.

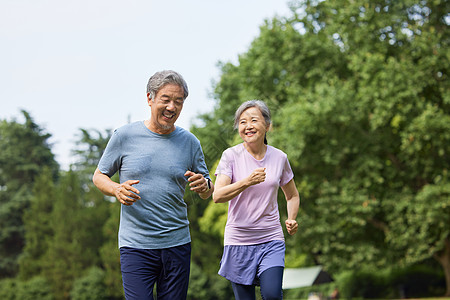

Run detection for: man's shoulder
[[114, 121, 143, 134], [174, 126, 200, 142]]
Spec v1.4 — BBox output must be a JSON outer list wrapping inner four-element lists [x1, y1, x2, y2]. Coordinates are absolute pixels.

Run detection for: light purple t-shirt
[[215, 143, 294, 245]]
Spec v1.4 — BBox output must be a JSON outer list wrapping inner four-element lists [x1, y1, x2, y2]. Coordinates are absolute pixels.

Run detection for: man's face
[[147, 84, 184, 134]]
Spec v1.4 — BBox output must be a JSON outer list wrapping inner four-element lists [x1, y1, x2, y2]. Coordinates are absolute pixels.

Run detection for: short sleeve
[[214, 149, 233, 179], [97, 129, 122, 177], [280, 156, 294, 187]]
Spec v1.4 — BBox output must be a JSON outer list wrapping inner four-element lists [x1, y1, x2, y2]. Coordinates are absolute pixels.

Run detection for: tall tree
[[18, 167, 56, 279], [0, 111, 58, 278], [43, 170, 84, 299], [194, 0, 449, 295]]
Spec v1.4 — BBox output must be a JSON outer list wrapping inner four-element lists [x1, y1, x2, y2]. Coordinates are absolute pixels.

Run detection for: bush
[[188, 263, 233, 300], [0, 277, 53, 300], [336, 268, 388, 299], [390, 264, 446, 298], [335, 263, 445, 299], [0, 278, 19, 300], [70, 267, 107, 300], [17, 276, 53, 300]]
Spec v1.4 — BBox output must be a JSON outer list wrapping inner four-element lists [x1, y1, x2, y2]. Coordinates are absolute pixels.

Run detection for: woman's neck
[[243, 142, 267, 160]]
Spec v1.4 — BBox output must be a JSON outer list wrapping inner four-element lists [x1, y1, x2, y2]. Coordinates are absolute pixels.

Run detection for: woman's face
[[238, 107, 269, 144]]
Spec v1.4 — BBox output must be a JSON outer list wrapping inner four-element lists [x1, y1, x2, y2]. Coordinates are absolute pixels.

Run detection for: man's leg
[[259, 266, 284, 300], [157, 243, 191, 300], [120, 247, 161, 300]]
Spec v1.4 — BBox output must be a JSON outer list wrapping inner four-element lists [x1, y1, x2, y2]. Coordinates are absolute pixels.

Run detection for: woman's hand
[[246, 167, 266, 186], [285, 219, 298, 235]]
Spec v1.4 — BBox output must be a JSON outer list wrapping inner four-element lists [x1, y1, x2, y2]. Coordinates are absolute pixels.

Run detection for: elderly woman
[[213, 100, 300, 300]]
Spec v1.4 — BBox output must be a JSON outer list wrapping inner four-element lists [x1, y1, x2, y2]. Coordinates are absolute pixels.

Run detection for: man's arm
[[184, 171, 214, 199], [92, 168, 140, 206]]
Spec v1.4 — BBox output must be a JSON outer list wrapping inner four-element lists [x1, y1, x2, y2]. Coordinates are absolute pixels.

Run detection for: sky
[[0, 0, 292, 169]]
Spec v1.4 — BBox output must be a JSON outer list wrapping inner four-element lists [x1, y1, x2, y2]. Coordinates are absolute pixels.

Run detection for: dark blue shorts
[[120, 243, 191, 300]]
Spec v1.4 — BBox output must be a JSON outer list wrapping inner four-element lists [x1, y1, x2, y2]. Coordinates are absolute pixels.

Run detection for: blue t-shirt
[[98, 121, 210, 249]]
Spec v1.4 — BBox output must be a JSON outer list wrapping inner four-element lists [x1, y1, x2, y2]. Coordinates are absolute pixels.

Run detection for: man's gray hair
[[233, 100, 272, 129], [146, 70, 189, 100]]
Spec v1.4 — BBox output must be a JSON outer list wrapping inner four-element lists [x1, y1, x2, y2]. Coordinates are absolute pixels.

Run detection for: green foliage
[[0, 278, 19, 300], [0, 111, 58, 278], [1, 0, 449, 298], [188, 262, 233, 300], [70, 128, 112, 181], [70, 267, 107, 300], [334, 264, 446, 299], [187, 262, 209, 300], [0, 277, 54, 300], [19, 167, 55, 280], [194, 0, 449, 295], [99, 203, 124, 299], [198, 201, 228, 240], [17, 276, 54, 300], [42, 170, 85, 298]]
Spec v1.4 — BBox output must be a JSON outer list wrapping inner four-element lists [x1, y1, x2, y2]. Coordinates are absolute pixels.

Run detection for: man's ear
[[147, 93, 153, 107]]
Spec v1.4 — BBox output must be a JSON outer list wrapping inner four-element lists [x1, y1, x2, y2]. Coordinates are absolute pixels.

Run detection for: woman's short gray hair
[[233, 100, 272, 129], [146, 70, 189, 100]]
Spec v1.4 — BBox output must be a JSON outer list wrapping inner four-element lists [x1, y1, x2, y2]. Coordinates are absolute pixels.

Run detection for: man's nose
[[166, 101, 176, 110]]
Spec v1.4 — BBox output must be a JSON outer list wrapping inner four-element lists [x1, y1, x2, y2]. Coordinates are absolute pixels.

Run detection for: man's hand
[[114, 180, 140, 206], [285, 219, 298, 235], [185, 171, 209, 193]]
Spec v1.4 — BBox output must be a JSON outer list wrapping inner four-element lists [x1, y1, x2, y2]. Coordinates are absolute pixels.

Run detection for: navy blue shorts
[[120, 243, 191, 300]]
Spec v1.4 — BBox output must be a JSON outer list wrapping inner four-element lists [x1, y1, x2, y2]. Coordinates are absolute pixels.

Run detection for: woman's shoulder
[[223, 143, 245, 156], [267, 145, 288, 159]]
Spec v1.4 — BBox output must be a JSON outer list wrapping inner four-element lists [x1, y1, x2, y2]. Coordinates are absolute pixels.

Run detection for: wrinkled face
[[147, 84, 184, 134], [238, 107, 269, 144]]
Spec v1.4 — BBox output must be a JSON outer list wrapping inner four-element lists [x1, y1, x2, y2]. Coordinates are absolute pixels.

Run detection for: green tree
[[18, 167, 56, 279], [43, 170, 84, 299], [99, 204, 123, 299], [70, 267, 107, 300], [194, 0, 449, 295], [276, 0, 450, 294], [71, 128, 112, 177], [0, 111, 58, 278]]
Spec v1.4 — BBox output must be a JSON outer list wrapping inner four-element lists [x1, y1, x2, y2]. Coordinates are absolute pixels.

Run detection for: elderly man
[[93, 70, 213, 300]]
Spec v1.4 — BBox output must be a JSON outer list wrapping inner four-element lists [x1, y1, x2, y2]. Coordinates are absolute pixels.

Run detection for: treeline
[[0, 113, 232, 299], [1, 0, 449, 299], [192, 0, 449, 298]]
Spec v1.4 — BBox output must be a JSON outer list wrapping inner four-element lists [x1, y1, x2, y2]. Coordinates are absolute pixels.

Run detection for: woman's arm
[[212, 167, 266, 203], [281, 179, 300, 235]]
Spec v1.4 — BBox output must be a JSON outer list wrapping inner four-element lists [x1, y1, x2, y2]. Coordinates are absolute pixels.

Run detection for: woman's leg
[[231, 281, 256, 300], [259, 266, 284, 300]]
